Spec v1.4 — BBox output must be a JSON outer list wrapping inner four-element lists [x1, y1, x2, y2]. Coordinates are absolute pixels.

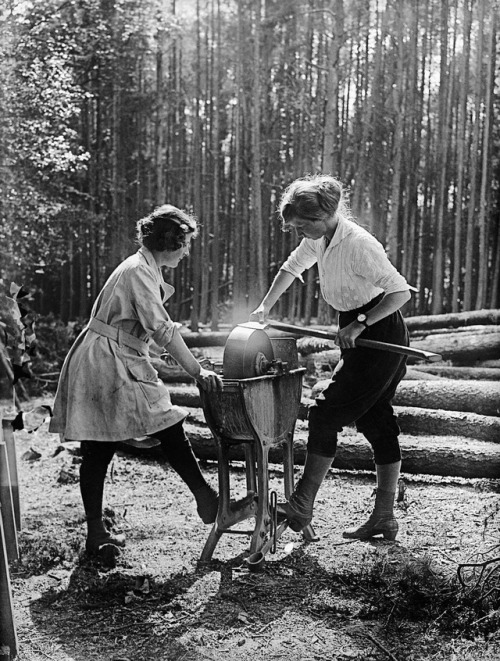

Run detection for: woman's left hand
[[196, 367, 223, 393], [335, 321, 365, 349]]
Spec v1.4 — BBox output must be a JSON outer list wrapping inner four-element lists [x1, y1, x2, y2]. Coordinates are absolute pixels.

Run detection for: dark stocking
[[80, 441, 125, 552], [150, 422, 218, 523]]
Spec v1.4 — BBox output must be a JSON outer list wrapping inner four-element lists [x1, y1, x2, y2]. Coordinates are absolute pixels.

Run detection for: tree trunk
[[165, 386, 500, 444], [249, 0, 265, 308], [475, 3, 495, 309], [310, 377, 500, 417], [394, 380, 500, 417], [405, 309, 500, 330], [210, 0, 221, 331], [173, 417, 500, 479], [463, 0, 485, 310], [322, 0, 343, 174], [431, 0, 449, 314], [387, 1, 405, 268], [410, 365, 500, 381], [409, 332, 500, 365], [452, 0, 472, 312]]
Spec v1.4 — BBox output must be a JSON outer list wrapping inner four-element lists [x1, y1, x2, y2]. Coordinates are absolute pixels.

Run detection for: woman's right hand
[[249, 304, 267, 323], [196, 367, 223, 393]]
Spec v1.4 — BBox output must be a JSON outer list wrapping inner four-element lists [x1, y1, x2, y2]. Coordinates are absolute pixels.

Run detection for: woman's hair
[[278, 174, 353, 228], [136, 204, 198, 252]]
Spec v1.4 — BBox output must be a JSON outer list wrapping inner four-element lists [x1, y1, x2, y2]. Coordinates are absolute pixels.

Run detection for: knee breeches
[[307, 301, 408, 465]]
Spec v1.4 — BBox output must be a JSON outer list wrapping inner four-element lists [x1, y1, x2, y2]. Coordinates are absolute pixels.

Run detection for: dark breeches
[[308, 298, 409, 465]]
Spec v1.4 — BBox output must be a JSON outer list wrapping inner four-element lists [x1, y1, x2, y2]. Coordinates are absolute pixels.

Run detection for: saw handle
[[265, 320, 442, 363]]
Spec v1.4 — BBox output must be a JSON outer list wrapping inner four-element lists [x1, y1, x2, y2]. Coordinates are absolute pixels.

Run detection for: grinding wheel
[[223, 323, 274, 379]]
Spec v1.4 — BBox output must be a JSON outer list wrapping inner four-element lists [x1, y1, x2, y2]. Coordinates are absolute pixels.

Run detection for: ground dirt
[[3, 395, 500, 661]]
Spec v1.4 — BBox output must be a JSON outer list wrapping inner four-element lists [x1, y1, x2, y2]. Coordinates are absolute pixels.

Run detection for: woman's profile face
[[162, 233, 194, 267], [283, 216, 327, 241]]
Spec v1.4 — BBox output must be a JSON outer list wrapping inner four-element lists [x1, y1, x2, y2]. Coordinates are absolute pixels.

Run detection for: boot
[[343, 461, 401, 541], [278, 453, 334, 532], [193, 485, 256, 524], [85, 517, 126, 554], [193, 484, 219, 524]]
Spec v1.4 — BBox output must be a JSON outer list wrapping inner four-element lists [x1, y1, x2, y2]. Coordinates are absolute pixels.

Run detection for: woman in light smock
[[50, 205, 225, 557], [250, 174, 411, 542]]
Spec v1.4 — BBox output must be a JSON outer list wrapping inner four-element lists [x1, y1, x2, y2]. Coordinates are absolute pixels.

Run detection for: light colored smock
[[49, 247, 188, 442], [281, 217, 410, 311]]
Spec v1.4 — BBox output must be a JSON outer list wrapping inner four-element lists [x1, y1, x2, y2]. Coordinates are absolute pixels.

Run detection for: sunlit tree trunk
[[475, 2, 494, 309], [387, 0, 405, 268], [452, 0, 472, 313], [249, 0, 265, 308], [463, 0, 485, 310]]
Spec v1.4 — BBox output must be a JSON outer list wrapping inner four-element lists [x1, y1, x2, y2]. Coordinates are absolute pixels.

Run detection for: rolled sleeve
[[127, 266, 177, 347], [353, 237, 409, 294]]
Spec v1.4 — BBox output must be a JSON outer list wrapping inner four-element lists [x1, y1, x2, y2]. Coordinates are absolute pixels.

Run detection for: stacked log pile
[[150, 310, 500, 479]]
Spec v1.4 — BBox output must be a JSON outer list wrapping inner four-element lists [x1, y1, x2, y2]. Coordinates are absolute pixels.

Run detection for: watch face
[[357, 314, 367, 323]]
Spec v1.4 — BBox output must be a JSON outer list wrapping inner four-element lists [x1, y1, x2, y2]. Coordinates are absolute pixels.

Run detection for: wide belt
[[88, 318, 149, 355]]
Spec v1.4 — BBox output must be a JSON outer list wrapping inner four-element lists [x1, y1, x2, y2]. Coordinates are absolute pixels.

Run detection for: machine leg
[[199, 525, 223, 562], [199, 438, 258, 562], [244, 444, 257, 495], [216, 440, 232, 522], [249, 444, 270, 554], [282, 432, 295, 500]]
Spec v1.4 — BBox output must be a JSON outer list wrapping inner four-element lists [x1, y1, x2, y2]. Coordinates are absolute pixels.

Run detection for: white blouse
[[280, 217, 409, 312]]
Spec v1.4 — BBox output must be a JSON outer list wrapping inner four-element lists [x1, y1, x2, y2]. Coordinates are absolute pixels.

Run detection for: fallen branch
[[364, 633, 400, 661]]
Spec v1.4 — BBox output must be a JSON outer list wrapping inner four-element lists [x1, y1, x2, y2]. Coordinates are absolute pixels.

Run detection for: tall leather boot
[[278, 453, 334, 532], [343, 460, 401, 541]]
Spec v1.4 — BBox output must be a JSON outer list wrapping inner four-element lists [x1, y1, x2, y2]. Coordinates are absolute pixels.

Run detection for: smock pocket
[[126, 357, 163, 406]]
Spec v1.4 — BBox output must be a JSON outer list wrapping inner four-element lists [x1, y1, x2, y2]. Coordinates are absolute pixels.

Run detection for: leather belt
[[88, 318, 149, 354]]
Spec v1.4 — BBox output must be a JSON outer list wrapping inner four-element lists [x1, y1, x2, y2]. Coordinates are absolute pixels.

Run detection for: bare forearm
[[258, 269, 297, 315], [365, 290, 411, 326], [336, 289, 411, 349], [163, 328, 201, 379]]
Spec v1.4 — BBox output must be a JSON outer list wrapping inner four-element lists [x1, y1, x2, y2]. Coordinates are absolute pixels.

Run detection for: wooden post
[[2, 422, 21, 532], [0, 511, 18, 660], [0, 435, 18, 563]]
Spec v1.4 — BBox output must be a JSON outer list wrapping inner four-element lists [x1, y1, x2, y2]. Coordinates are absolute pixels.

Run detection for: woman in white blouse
[[50, 205, 225, 558], [250, 174, 411, 542]]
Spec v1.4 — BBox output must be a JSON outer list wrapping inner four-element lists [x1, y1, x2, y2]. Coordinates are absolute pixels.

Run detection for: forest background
[[0, 0, 499, 333]]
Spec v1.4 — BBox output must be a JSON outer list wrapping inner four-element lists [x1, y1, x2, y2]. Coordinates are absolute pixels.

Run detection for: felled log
[[180, 331, 229, 348], [296, 330, 500, 365], [410, 330, 500, 364], [179, 414, 500, 479], [404, 369, 444, 380], [311, 378, 500, 417], [405, 309, 500, 331], [168, 385, 500, 442], [410, 365, 500, 381], [410, 325, 500, 338], [394, 407, 500, 443], [394, 380, 500, 417]]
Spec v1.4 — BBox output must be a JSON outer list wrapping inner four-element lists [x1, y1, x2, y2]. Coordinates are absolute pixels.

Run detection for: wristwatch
[[356, 313, 369, 328]]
